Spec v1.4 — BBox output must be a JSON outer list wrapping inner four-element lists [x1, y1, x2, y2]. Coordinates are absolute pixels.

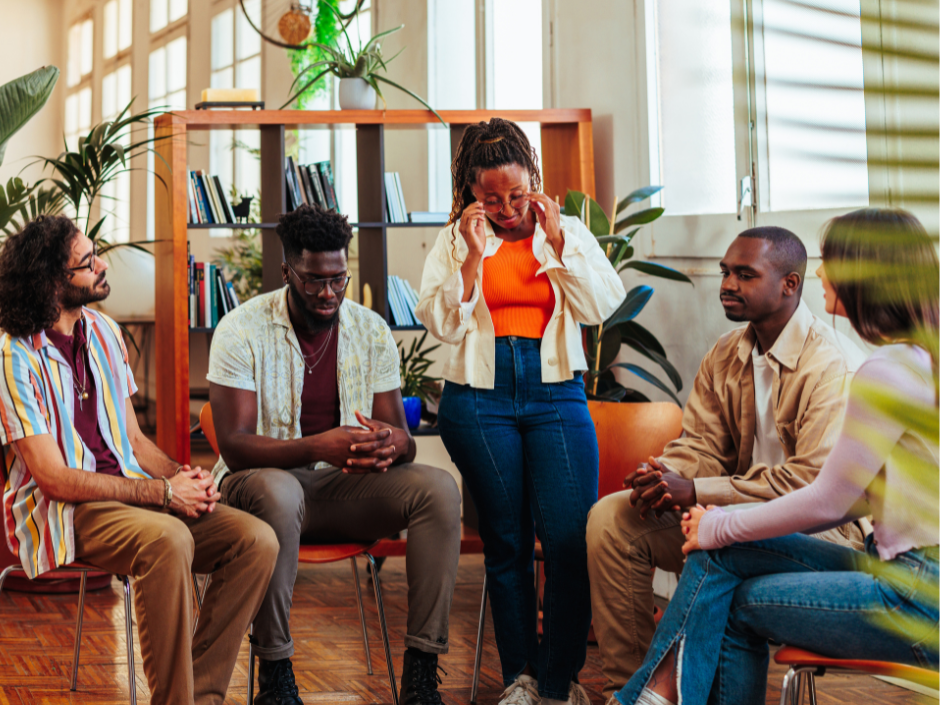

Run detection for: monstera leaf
[[0, 66, 59, 167]]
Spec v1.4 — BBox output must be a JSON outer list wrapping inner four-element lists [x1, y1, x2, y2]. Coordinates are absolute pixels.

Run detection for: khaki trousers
[[220, 462, 462, 660], [585, 490, 865, 701], [72, 501, 279, 705]]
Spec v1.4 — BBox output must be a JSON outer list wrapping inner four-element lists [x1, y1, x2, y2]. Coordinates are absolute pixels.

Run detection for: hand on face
[[458, 202, 488, 257], [526, 193, 564, 252]]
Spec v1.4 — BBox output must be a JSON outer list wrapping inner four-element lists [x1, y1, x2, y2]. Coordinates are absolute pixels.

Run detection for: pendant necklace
[[300, 323, 335, 374], [73, 348, 90, 410]]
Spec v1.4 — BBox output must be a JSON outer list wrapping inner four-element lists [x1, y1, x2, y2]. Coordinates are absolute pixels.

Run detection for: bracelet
[[161, 477, 173, 510]]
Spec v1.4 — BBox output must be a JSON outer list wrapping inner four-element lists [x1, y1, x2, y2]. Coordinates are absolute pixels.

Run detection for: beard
[[61, 272, 111, 310], [287, 279, 340, 333]]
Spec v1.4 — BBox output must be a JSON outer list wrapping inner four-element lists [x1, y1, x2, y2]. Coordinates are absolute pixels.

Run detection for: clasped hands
[[322, 410, 409, 474]]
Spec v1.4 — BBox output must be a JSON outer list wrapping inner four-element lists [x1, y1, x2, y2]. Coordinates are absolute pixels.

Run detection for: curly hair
[[276, 203, 353, 264], [447, 117, 542, 226], [0, 215, 79, 337]]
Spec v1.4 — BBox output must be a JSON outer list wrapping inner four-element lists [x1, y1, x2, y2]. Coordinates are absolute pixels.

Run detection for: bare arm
[[124, 398, 182, 479], [209, 382, 394, 472]]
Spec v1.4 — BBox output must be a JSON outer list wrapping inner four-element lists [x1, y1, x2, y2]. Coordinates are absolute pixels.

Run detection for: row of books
[[286, 157, 338, 212], [387, 275, 421, 327], [384, 172, 408, 223], [188, 170, 237, 225], [187, 253, 241, 329]]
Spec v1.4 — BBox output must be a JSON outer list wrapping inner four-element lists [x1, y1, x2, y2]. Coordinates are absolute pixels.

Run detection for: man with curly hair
[[208, 203, 461, 705], [0, 215, 279, 705]]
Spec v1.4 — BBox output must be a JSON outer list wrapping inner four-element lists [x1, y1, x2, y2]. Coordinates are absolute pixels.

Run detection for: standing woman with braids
[[416, 118, 625, 705]]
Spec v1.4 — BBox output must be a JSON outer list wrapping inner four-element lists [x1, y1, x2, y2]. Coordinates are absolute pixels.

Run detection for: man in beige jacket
[[586, 226, 868, 701]]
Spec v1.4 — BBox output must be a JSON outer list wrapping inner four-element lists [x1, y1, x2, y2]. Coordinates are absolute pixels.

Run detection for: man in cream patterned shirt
[[207, 205, 461, 705]]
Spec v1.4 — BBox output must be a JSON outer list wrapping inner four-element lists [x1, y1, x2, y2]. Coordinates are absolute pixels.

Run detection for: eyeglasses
[[68, 241, 98, 275], [480, 193, 529, 214], [287, 263, 352, 296]]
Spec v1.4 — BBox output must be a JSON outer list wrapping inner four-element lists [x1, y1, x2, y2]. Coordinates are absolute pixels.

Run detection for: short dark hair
[[275, 204, 353, 265], [0, 215, 79, 337], [738, 226, 807, 287]]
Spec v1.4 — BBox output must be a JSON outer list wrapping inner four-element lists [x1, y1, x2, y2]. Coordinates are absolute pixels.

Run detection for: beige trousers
[[72, 501, 279, 705], [585, 490, 865, 701]]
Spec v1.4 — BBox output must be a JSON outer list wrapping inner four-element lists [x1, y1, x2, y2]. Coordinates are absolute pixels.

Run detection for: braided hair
[[448, 118, 542, 226]]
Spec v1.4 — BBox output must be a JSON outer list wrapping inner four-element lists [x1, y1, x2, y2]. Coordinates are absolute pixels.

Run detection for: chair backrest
[[588, 401, 685, 501], [199, 403, 220, 456]]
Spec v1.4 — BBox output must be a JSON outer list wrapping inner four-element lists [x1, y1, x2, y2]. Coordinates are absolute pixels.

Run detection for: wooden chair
[[470, 401, 685, 702], [0, 563, 138, 704], [198, 403, 400, 705], [774, 645, 940, 705]]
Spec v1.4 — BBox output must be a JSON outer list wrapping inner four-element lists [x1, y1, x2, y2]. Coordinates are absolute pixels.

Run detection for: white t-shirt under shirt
[[751, 345, 788, 468]]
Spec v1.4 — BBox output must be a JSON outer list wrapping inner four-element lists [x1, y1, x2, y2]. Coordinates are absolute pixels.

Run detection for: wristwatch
[[162, 477, 173, 510]]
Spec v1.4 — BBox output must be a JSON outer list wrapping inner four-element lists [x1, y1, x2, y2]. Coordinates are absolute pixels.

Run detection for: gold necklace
[[73, 348, 90, 409]]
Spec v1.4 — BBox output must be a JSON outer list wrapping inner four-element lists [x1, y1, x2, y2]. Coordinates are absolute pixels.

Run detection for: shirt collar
[[737, 300, 814, 371], [36, 310, 92, 351], [273, 284, 349, 334]]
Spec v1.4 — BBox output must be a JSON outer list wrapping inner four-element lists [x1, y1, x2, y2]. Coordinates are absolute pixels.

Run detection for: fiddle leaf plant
[[565, 187, 693, 404]]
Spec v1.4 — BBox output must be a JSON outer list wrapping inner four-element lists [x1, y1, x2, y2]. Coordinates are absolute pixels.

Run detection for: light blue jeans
[[616, 532, 939, 705]]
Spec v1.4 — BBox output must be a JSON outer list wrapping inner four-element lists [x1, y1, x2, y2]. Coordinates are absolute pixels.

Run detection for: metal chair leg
[[779, 666, 796, 705], [201, 573, 211, 606], [366, 554, 398, 705], [121, 576, 138, 705], [192, 573, 204, 611], [807, 672, 818, 705], [247, 623, 255, 705], [70, 570, 88, 691], [795, 672, 804, 705], [470, 572, 488, 704], [350, 556, 373, 675], [0, 565, 16, 592]]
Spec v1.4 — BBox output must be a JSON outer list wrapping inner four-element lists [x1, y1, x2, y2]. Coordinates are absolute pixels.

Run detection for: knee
[[586, 490, 636, 556], [409, 465, 462, 521], [238, 516, 280, 573], [242, 469, 305, 533], [137, 515, 195, 572]]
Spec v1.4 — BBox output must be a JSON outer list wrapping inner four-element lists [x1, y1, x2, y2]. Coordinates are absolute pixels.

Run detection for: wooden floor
[[0, 554, 934, 704]]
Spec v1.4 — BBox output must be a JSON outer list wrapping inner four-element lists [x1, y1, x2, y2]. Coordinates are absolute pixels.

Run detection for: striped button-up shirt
[[0, 309, 147, 578]]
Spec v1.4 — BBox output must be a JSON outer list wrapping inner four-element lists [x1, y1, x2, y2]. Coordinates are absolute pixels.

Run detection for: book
[[199, 171, 223, 223], [226, 281, 240, 307], [305, 165, 327, 209], [394, 173, 407, 223], [292, 158, 309, 206], [194, 262, 206, 327], [207, 263, 217, 327], [409, 211, 449, 223], [298, 166, 317, 208], [316, 161, 337, 210], [215, 267, 230, 317], [187, 176, 197, 223], [285, 158, 300, 211], [213, 176, 235, 223], [384, 173, 400, 223], [191, 172, 210, 224], [386, 275, 406, 325]]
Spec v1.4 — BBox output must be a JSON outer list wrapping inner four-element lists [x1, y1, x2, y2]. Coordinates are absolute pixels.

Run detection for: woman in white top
[[416, 118, 624, 705], [616, 208, 939, 705]]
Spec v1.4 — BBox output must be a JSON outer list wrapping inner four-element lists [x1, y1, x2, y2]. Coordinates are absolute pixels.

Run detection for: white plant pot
[[338, 78, 377, 110], [94, 246, 156, 321]]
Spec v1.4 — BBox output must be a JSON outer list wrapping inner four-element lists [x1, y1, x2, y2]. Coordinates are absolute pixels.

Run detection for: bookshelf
[[154, 109, 595, 462]]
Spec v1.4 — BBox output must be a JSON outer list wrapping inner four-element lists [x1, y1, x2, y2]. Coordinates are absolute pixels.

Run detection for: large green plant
[[565, 187, 693, 404], [0, 177, 66, 236], [398, 331, 442, 405], [0, 66, 59, 167], [283, 4, 443, 123]]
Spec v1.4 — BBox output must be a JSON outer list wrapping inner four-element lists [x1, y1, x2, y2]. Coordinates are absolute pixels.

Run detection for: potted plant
[[282, 4, 444, 123], [398, 331, 442, 430], [564, 187, 693, 404]]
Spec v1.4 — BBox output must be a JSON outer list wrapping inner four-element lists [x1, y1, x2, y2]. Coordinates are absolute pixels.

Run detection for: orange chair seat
[[370, 525, 485, 558], [297, 542, 379, 564], [774, 646, 940, 689]]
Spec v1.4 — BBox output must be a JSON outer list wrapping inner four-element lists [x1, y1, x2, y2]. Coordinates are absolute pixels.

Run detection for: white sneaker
[[499, 674, 541, 705], [542, 682, 592, 705]]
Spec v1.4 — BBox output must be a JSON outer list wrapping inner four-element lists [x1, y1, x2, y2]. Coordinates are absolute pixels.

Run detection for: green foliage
[[0, 177, 66, 236], [288, 0, 343, 108], [283, 4, 444, 123], [566, 187, 693, 404], [0, 66, 59, 167], [398, 331, 442, 405], [213, 187, 263, 301]]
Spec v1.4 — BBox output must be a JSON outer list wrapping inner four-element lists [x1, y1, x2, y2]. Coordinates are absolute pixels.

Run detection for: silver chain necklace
[[300, 323, 335, 374]]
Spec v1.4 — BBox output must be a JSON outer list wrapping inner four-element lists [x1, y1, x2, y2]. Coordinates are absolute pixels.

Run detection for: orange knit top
[[482, 236, 556, 339]]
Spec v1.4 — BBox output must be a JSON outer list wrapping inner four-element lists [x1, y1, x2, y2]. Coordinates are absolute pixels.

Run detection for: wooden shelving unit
[[154, 109, 595, 462]]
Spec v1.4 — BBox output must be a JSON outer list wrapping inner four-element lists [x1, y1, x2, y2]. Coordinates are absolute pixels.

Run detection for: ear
[[782, 272, 802, 297], [281, 261, 290, 285]]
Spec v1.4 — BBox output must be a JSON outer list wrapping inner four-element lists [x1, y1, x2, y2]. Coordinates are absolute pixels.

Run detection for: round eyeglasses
[[287, 263, 352, 296], [480, 194, 529, 214]]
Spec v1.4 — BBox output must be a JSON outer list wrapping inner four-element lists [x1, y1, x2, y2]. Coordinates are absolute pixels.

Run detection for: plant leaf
[[604, 362, 681, 405], [371, 75, 446, 125], [620, 261, 693, 284], [615, 207, 664, 228], [606, 285, 654, 327], [617, 320, 666, 357], [616, 186, 663, 214], [587, 197, 610, 237], [0, 66, 59, 167], [598, 325, 622, 370], [621, 337, 683, 392], [565, 190, 585, 219]]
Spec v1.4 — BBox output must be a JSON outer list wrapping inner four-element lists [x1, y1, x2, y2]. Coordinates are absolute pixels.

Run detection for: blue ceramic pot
[[402, 396, 421, 429]]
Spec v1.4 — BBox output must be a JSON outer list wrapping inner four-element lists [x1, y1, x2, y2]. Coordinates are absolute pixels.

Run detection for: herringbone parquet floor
[[0, 553, 934, 704]]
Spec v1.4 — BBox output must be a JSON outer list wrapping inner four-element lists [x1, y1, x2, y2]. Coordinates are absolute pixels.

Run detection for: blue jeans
[[438, 337, 599, 700], [616, 533, 939, 705]]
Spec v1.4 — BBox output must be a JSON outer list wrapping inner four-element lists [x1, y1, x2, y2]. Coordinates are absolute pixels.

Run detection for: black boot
[[255, 657, 303, 705], [399, 648, 445, 705]]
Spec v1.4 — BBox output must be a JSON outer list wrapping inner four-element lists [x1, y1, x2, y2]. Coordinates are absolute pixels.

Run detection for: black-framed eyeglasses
[[480, 193, 528, 214], [287, 263, 351, 296], [68, 241, 98, 274]]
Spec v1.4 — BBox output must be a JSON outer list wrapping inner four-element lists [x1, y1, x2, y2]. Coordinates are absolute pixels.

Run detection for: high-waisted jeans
[[438, 337, 599, 699], [616, 532, 940, 705]]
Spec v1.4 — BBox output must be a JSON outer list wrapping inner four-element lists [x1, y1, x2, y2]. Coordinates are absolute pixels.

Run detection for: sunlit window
[[65, 87, 93, 153], [103, 0, 132, 59], [151, 0, 187, 34], [101, 65, 133, 243], [148, 37, 187, 239], [67, 18, 94, 88]]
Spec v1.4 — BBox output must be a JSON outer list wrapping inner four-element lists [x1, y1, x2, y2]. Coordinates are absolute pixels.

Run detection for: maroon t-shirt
[[289, 311, 341, 438], [45, 322, 122, 476]]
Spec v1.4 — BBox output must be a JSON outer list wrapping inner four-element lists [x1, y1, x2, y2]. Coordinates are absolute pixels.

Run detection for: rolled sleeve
[[0, 341, 51, 444], [693, 476, 734, 506], [206, 318, 257, 392], [443, 271, 479, 322], [372, 324, 402, 394]]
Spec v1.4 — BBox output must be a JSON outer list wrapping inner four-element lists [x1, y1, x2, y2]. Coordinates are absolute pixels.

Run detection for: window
[[103, 0, 132, 60], [101, 65, 133, 243], [148, 36, 187, 238], [151, 0, 187, 33], [209, 0, 262, 233], [65, 88, 93, 154], [67, 18, 94, 88], [66, 18, 94, 152]]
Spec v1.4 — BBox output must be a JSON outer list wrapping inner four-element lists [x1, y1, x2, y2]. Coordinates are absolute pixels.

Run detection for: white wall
[[0, 0, 66, 186]]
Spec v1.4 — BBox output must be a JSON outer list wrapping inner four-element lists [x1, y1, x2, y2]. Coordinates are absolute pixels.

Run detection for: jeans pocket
[[911, 622, 940, 669]]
